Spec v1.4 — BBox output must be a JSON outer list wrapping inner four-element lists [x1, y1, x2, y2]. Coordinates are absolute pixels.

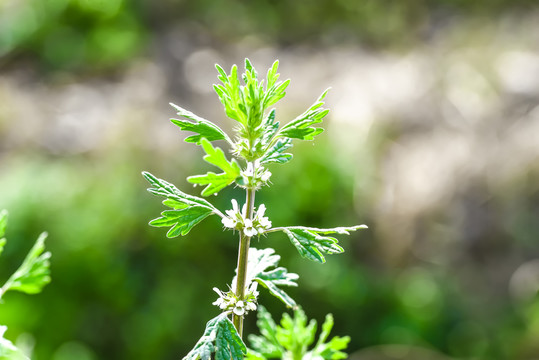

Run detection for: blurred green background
[[1, 0, 539, 359]]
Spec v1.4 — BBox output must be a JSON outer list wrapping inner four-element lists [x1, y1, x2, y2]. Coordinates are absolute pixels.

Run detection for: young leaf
[[187, 138, 241, 196], [142, 171, 219, 211], [0, 326, 29, 360], [183, 313, 246, 360], [247, 305, 284, 359], [248, 306, 349, 360], [142, 171, 221, 237], [260, 138, 293, 165], [1, 232, 51, 296], [280, 225, 367, 263], [277, 89, 330, 141], [240, 248, 299, 308], [170, 103, 232, 145], [309, 314, 350, 360]]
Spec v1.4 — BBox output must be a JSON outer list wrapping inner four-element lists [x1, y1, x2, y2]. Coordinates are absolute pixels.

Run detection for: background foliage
[[1, 0, 539, 359]]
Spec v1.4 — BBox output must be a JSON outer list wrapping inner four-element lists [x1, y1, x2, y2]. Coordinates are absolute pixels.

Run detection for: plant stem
[[233, 186, 256, 337]]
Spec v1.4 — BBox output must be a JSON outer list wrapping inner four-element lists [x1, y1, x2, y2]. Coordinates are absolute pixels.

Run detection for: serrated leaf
[[281, 225, 367, 263], [278, 89, 330, 141], [187, 139, 241, 196], [149, 207, 213, 237], [248, 306, 348, 360], [1, 233, 51, 296], [170, 103, 232, 145], [260, 109, 279, 145], [0, 326, 29, 360], [142, 171, 220, 237], [183, 313, 246, 360], [142, 171, 217, 211], [188, 172, 236, 197], [309, 314, 350, 360], [260, 138, 293, 165], [247, 306, 283, 359], [236, 248, 299, 308]]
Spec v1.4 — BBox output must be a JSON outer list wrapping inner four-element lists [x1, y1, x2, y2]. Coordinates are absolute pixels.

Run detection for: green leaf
[[278, 89, 330, 141], [183, 313, 246, 360], [281, 225, 367, 263], [142, 171, 220, 237], [0, 210, 7, 239], [2, 232, 51, 296], [0, 210, 6, 258], [309, 314, 350, 360], [248, 306, 349, 360], [260, 138, 293, 165], [0, 326, 29, 360], [247, 306, 284, 359], [149, 207, 213, 237], [243, 248, 299, 308], [170, 103, 232, 145], [187, 138, 241, 196], [142, 171, 218, 211]]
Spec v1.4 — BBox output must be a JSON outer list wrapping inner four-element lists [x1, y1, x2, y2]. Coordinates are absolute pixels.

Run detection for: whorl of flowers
[[221, 199, 272, 236]]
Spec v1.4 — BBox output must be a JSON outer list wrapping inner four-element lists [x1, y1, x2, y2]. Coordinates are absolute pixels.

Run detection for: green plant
[[0, 210, 51, 360], [142, 59, 366, 359]]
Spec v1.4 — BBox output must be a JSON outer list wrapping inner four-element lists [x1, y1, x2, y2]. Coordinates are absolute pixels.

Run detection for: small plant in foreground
[[142, 59, 367, 359], [0, 210, 51, 360]]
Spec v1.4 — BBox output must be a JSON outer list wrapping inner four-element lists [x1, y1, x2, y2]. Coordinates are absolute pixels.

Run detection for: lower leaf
[[183, 313, 246, 360]]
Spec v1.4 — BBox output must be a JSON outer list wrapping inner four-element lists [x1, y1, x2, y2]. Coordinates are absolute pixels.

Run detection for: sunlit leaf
[[278, 89, 330, 141], [183, 313, 246, 360], [142, 171, 220, 237], [247, 306, 283, 359], [149, 207, 214, 237], [2, 232, 51, 295], [248, 306, 349, 360], [260, 138, 293, 165], [239, 248, 299, 308], [170, 103, 232, 145], [280, 225, 367, 263], [187, 138, 241, 196], [142, 171, 218, 211], [310, 314, 350, 359]]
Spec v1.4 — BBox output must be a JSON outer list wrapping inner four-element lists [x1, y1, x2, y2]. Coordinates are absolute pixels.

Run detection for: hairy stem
[[233, 185, 256, 337]]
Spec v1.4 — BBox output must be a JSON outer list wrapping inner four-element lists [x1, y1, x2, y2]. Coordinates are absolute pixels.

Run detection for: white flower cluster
[[212, 282, 259, 316], [241, 161, 272, 188], [222, 199, 272, 236]]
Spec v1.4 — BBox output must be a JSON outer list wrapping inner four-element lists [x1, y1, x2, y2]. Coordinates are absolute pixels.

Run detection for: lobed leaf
[[142, 171, 220, 237], [237, 248, 299, 308], [260, 138, 293, 165], [142, 171, 217, 211], [170, 103, 232, 145], [278, 89, 330, 141], [2, 232, 51, 295], [187, 139, 241, 196], [247, 306, 284, 360], [149, 207, 213, 237], [280, 225, 367, 263], [248, 306, 349, 360], [310, 314, 350, 360], [183, 313, 246, 360]]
